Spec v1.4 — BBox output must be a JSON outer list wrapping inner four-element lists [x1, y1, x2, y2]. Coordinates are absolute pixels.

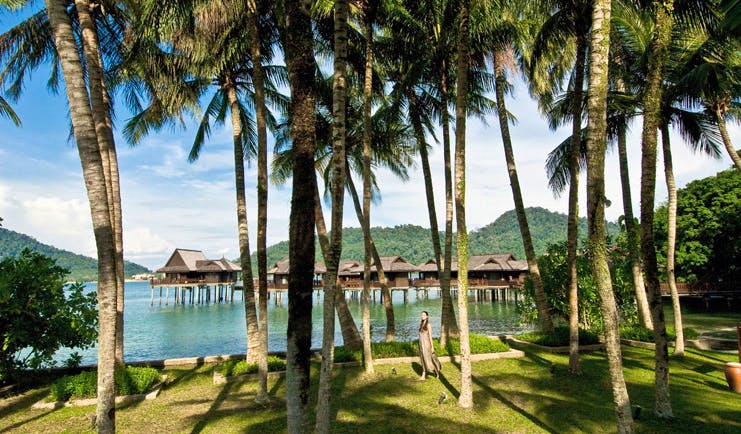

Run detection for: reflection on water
[[56, 281, 532, 365]]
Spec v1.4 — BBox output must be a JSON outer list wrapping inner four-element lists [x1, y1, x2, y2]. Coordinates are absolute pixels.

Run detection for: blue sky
[[0, 7, 737, 270]]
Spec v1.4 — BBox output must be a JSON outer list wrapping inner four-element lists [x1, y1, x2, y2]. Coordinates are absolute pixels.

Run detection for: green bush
[[49, 366, 161, 402], [332, 334, 509, 362], [0, 250, 98, 384], [620, 325, 680, 342], [516, 327, 601, 347], [221, 356, 286, 377]]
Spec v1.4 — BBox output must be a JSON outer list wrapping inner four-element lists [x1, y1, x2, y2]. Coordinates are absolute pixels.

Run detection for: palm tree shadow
[[190, 381, 235, 434], [471, 375, 557, 433]]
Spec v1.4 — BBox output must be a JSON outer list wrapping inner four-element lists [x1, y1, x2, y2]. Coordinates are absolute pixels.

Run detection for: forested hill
[[0, 227, 151, 281], [255, 207, 621, 268]]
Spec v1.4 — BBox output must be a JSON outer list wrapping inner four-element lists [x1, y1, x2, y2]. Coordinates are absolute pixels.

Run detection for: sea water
[[54, 280, 531, 366]]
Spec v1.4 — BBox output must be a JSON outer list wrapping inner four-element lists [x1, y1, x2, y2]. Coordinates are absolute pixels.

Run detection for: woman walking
[[418, 311, 441, 380]]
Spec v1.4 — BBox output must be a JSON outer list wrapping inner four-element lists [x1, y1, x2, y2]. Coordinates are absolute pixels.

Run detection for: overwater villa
[[268, 259, 327, 289], [150, 248, 241, 305], [415, 253, 528, 288]]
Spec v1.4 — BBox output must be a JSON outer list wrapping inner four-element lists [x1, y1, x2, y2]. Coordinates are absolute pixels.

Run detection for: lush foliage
[[221, 355, 286, 377], [0, 227, 151, 281], [49, 366, 161, 401], [252, 207, 621, 269], [516, 326, 602, 347], [654, 168, 741, 284], [332, 335, 509, 362], [0, 249, 98, 383], [518, 241, 636, 332]]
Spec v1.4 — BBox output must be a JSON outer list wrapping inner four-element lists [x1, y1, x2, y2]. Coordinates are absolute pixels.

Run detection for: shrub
[[333, 347, 361, 363], [49, 366, 161, 401], [620, 325, 680, 342], [332, 334, 509, 361], [516, 326, 601, 347], [0, 250, 98, 384], [221, 356, 286, 377]]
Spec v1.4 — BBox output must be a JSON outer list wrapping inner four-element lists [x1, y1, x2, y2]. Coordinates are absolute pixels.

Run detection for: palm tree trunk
[[715, 104, 741, 172], [568, 37, 586, 375], [44, 1, 117, 431], [493, 55, 554, 333], [284, 1, 317, 429], [74, 0, 126, 368], [586, 0, 634, 431], [616, 101, 652, 329], [661, 124, 684, 355], [439, 59, 458, 344], [314, 184, 363, 350], [455, 0, 473, 409], [640, 0, 674, 419], [316, 0, 349, 429], [346, 170, 395, 343], [247, 0, 270, 403], [226, 83, 260, 365], [361, 2, 378, 370]]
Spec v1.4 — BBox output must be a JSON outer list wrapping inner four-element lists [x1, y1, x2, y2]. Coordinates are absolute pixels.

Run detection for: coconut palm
[[315, 0, 349, 429], [584, 0, 634, 430], [454, 0, 473, 409], [41, 1, 119, 431], [476, 0, 554, 333], [280, 0, 318, 430]]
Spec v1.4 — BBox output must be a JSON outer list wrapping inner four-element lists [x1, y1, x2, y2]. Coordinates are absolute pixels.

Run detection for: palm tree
[[584, 0, 634, 431], [42, 1, 119, 431], [479, 0, 554, 333], [639, 0, 675, 418], [529, 0, 592, 373], [316, 0, 349, 430], [247, 0, 272, 403], [455, 0, 473, 409], [0, 95, 19, 125], [281, 0, 318, 430]]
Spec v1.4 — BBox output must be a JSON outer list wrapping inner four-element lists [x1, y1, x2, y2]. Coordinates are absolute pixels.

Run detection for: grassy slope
[[1, 346, 738, 433]]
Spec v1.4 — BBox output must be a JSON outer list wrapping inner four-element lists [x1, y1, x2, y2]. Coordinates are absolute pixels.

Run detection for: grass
[[1, 345, 739, 433]]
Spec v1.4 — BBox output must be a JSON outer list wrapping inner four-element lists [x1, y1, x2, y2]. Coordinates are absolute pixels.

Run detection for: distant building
[[155, 248, 241, 285]]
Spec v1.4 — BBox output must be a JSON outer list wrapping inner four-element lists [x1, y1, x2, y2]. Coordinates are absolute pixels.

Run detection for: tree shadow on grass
[[0, 407, 56, 432], [189, 381, 235, 434]]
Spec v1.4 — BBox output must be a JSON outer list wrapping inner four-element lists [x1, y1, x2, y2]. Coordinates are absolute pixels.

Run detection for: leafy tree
[[654, 168, 741, 284], [0, 249, 97, 383]]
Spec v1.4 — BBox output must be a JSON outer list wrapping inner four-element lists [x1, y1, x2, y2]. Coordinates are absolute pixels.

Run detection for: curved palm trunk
[[586, 1, 634, 431], [661, 124, 684, 355], [44, 1, 117, 431], [75, 0, 126, 367], [346, 170, 395, 343], [715, 104, 741, 172], [247, 0, 270, 403], [455, 0, 473, 409], [616, 102, 652, 329], [568, 37, 586, 375], [640, 0, 674, 419], [493, 56, 554, 333], [316, 0, 349, 429], [226, 83, 259, 365], [314, 185, 363, 350], [284, 2, 317, 429], [439, 60, 458, 344]]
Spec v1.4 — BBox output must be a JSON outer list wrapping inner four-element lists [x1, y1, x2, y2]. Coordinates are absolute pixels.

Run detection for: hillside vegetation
[[255, 207, 619, 268], [0, 228, 150, 281]]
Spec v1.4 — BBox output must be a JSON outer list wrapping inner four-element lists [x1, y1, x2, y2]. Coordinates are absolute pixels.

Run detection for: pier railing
[[150, 277, 238, 286], [660, 282, 737, 296], [264, 277, 524, 290]]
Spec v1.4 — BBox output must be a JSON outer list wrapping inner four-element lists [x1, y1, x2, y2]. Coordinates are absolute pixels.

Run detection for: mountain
[[0, 227, 151, 281], [254, 207, 621, 268]]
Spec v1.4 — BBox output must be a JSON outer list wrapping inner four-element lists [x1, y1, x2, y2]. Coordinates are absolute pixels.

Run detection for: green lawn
[[1, 345, 739, 433]]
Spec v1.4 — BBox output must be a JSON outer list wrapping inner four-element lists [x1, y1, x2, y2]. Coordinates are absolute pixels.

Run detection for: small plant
[[49, 366, 161, 402], [221, 356, 286, 377], [517, 327, 601, 347]]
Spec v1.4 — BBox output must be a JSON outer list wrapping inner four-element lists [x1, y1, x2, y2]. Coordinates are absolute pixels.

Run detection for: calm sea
[[55, 280, 531, 366]]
